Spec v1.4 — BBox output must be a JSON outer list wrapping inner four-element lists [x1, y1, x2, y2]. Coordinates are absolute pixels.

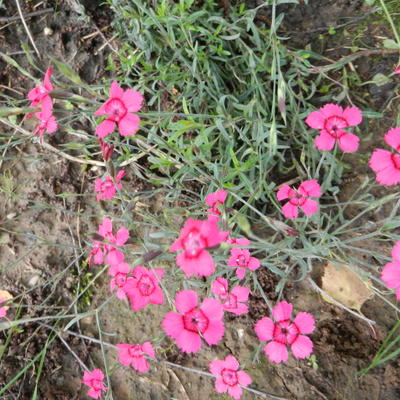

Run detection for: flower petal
[[272, 301, 292, 323], [110, 81, 124, 98], [305, 110, 325, 129], [314, 131, 336, 151], [282, 201, 298, 219], [122, 89, 144, 112], [203, 319, 225, 345], [162, 311, 184, 339], [176, 329, 202, 353], [338, 133, 359, 152], [292, 312, 315, 334], [342, 106, 362, 126], [384, 127, 400, 152], [277, 184, 295, 201], [298, 180, 321, 198], [96, 119, 115, 139], [291, 334, 313, 359], [264, 341, 288, 363], [254, 317, 275, 341], [118, 113, 140, 136], [175, 290, 198, 314], [300, 199, 319, 216]]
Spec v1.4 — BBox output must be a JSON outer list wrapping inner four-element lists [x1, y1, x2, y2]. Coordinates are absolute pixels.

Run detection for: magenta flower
[[88, 241, 104, 267], [33, 96, 58, 144], [28, 67, 53, 108], [95, 170, 126, 201], [109, 260, 132, 299], [0, 298, 8, 318], [227, 248, 261, 280], [305, 103, 362, 152], [211, 278, 250, 315], [205, 189, 227, 215], [277, 179, 321, 219], [394, 66, 400, 75], [162, 290, 224, 353], [82, 368, 106, 399], [98, 217, 129, 250], [169, 216, 228, 278], [116, 342, 155, 373], [226, 237, 250, 246], [369, 127, 400, 185], [88, 218, 129, 266], [209, 355, 252, 400], [95, 81, 143, 138], [255, 301, 315, 363], [125, 266, 165, 310], [381, 241, 400, 300]]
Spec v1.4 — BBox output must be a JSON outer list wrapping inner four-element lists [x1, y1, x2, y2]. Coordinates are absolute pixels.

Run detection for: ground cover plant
[[0, 0, 400, 399]]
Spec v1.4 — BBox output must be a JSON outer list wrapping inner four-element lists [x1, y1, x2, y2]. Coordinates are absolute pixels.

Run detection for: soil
[[0, 1, 400, 400]]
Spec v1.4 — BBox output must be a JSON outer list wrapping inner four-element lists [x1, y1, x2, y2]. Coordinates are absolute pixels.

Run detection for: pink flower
[[28, 67, 53, 107], [169, 216, 228, 278], [88, 241, 104, 267], [109, 261, 132, 299], [125, 266, 165, 310], [98, 217, 129, 249], [162, 290, 224, 353], [211, 278, 250, 315], [381, 241, 400, 300], [33, 96, 57, 144], [89, 218, 129, 266], [0, 298, 8, 318], [209, 355, 252, 400], [95, 81, 143, 138], [255, 301, 315, 363], [394, 66, 400, 75], [206, 189, 227, 215], [95, 170, 126, 201], [305, 104, 362, 152], [227, 248, 261, 280], [116, 342, 155, 372], [99, 139, 114, 161], [277, 179, 321, 219], [82, 368, 106, 399], [226, 237, 250, 246], [369, 127, 400, 185]]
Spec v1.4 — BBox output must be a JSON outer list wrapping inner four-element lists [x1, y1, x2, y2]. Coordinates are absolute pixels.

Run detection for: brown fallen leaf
[[321, 262, 374, 312]]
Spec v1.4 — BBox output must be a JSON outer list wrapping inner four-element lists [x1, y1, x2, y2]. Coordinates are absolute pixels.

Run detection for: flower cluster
[[27, 68, 58, 143]]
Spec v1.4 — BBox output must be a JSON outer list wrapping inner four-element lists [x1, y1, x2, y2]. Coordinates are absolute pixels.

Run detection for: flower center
[[115, 273, 126, 287], [221, 368, 238, 386], [324, 116, 347, 137], [183, 230, 206, 257], [391, 154, 400, 169], [92, 379, 103, 390], [138, 274, 155, 296], [183, 308, 209, 333], [236, 254, 248, 266], [128, 345, 142, 358], [105, 98, 127, 122], [223, 293, 238, 310]]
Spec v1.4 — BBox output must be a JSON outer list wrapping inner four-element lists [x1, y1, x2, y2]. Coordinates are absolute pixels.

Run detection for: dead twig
[[0, 7, 53, 23], [14, 0, 41, 58]]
